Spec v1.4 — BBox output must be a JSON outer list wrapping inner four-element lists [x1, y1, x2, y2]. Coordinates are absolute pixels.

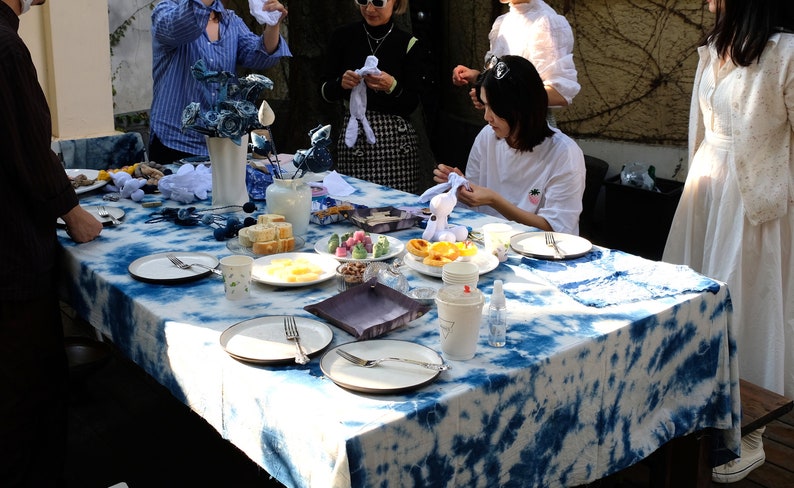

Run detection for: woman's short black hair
[[475, 55, 553, 152]]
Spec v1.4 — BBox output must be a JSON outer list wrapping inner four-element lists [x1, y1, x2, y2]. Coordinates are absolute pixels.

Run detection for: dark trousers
[[148, 132, 194, 165], [0, 287, 67, 487]]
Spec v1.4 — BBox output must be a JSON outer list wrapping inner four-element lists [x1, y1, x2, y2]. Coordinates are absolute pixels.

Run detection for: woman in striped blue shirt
[[149, 0, 291, 163]]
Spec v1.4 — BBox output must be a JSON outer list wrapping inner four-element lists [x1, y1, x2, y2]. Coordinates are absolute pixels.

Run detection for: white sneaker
[[712, 428, 766, 484]]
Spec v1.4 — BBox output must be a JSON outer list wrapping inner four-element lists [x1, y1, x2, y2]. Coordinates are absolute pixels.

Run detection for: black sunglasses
[[355, 0, 388, 7], [484, 56, 510, 80], [494, 61, 510, 80]]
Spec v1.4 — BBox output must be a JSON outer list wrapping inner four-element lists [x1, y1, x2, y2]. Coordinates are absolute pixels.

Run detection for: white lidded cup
[[441, 261, 479, 288], [435, 284, 484, 360], [220, 255, 254, 300]]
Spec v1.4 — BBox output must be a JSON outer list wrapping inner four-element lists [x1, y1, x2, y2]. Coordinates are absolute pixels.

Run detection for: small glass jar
[[363, 262, 409, 294], [265, 178, 312, 236], [336, 262, 368, 292]]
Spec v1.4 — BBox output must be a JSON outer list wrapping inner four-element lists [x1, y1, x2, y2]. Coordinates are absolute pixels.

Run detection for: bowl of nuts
[[336, 261, 369, 292]]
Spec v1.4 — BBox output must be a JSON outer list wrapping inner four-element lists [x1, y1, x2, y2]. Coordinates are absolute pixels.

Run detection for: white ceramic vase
[[206, 134, 249, 211], [265, 177, 312, 236]]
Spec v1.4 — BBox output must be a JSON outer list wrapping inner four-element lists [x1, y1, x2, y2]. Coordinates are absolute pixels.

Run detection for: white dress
[[663, 47, 794, 398]]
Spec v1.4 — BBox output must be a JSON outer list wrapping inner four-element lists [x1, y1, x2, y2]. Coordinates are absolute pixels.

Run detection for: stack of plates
[[441, 261, 479, 287]]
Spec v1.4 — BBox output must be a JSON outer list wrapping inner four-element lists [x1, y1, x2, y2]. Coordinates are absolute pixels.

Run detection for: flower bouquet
[[181, 59, 274, 146], [180, 59, 275, 209]]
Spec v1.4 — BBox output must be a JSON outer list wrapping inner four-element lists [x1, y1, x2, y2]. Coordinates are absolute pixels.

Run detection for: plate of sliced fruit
[[314, 230, 404, 262]]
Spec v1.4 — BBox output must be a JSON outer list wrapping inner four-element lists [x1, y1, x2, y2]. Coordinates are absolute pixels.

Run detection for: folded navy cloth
[[520, 248, 722, 307]]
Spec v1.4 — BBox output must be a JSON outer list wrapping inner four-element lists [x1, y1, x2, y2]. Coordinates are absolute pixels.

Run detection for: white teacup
[[482, 223, 513, 262], [220, 255, 254, 300]]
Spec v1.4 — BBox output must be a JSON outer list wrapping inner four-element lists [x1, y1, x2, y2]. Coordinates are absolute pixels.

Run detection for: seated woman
[[434, 55, 585, 235]]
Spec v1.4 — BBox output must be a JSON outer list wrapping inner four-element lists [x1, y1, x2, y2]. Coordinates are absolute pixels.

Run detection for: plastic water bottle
[[488, 280, 507, 347]]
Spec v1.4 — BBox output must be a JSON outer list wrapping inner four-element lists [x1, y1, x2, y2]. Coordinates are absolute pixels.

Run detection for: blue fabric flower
[[181, 59, 274, 142]]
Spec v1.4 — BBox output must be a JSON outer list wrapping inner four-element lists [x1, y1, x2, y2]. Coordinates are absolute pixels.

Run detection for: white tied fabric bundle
[[248, 0, 281, 25], [345, 55, 381, 148], [418, 172, 471, 242]]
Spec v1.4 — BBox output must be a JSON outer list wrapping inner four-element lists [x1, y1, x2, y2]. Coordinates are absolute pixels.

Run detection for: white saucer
[[320, 340, 445, 394], [128, 252, 219, 284], [220, 315, 333, 364], [510, 232, 593, 260], [66, 169, 108, 195], [57, 205, 125, 227], [402, 251, 499, 278]]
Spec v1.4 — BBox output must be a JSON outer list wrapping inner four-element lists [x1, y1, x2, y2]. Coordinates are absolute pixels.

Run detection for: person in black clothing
[[0, 0, 103, 485], [320, 0, 428, 194]]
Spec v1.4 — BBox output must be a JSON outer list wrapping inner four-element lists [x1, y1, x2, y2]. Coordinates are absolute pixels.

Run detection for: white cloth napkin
[[322, 171, 356, 196], [248, 0, 281, 25], [345, 56, 381, 148], [417, 172, 470, 203]]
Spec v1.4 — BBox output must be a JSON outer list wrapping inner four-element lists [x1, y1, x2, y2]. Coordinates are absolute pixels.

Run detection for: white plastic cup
[[435, 284, 484, 360], [441, 261, 479, 288], [482, 223, 513, 262], [220, 255, 254, 300]]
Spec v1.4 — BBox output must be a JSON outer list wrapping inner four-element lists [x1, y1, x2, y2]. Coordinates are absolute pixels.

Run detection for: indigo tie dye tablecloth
[[58, 174, 740, 488]]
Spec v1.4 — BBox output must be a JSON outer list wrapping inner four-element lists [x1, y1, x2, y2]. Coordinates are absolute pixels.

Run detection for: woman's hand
[[433, 164, 463, 183], [455, 182, 495, 208], [341, 70, 363, 90], [364, 71, 395, 93], [452, 65, 479, 86], [263, 0, 287, 22], [468, 87, 484, 110]]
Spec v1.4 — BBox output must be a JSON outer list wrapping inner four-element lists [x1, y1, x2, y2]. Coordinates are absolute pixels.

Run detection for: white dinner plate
[[226, 235, 305, 257], [220, 315, 333, 365], [251, 252, 339, 287], [128, 252, 219, 284], [402, 250, 499, 278], [510, 231, 593, 260], [320, 340, 445, 394], [65, 169, 108, 195], [57, 205, 125, 227], [314, 232, 404, 262]]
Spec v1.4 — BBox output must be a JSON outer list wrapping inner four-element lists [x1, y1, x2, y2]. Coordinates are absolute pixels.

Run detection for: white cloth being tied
[[418, 172, 470, 203], [248, 0, 281, 25], [345, 55, 381, 148]]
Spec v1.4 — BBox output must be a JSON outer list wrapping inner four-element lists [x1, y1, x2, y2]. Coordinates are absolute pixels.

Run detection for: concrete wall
[[20, 0, 117, 140]]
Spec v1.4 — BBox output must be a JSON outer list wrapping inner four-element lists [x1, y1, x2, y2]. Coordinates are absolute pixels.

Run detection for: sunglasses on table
[[355, 0, 388, 8]]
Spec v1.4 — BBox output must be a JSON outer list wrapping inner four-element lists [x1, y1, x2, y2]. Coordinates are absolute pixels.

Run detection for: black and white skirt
[[336, 111, 420, 194]]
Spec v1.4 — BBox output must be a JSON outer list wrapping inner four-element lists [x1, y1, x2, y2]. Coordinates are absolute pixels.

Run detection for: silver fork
[[545, 232, 564, 259], [165, 253, 222, 276], [284, 316, 309, 365], [97, 206, 121, 225], [336, 348, 450, 371]]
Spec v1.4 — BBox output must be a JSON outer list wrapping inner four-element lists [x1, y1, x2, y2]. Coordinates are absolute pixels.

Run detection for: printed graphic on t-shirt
[[528, 188, 541, 205]]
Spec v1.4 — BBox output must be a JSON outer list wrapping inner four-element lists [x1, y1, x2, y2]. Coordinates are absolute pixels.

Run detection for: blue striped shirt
[[150, 0, 291, 156]]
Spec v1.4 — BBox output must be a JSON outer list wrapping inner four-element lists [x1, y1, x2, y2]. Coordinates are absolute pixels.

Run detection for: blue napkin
[[520, 248, 722, 307]]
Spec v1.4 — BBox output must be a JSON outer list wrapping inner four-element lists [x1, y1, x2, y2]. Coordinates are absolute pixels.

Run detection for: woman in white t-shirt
[[434, 55, 585, 235]]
